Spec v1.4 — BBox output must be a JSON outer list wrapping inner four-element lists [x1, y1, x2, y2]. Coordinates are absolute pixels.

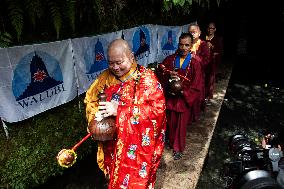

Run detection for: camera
[[223, 134, 283, 189]]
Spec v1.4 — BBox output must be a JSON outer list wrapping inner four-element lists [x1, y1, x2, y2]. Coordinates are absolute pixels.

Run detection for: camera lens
[[225, 135, 282, 189], [238, 170, 281, 189]]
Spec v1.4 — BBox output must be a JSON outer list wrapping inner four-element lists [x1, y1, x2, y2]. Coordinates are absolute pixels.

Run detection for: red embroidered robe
[[85, 63, 166, 189]]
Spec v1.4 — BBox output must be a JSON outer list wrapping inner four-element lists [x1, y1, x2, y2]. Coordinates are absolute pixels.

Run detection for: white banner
[[72, 31, 122, 95], [122, 24, 157, 67], [0, 39, 76, 123], [182, 24, 190, 33], [0, 23, 191, 123], [156, 25, 182, 63]]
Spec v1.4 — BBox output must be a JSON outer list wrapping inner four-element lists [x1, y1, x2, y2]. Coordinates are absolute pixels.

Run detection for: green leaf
[[7, 0, 24, 41], [25, 0, 43, 28], [172, 0, 179, 5], [187, 0, 193, 5], [0, 32, 13, 47], [65, 0, 76, 33], [48, 1, 62, 39], [163, 1, 172, 11], [178, 0, 185, 6]]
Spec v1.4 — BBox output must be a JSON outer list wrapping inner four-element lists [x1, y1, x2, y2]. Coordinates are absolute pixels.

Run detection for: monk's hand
[[98, 101, 118, 117], [170, 71, 179, 80], [94, 111, 104, 122], [207, 41, 213, 49], [87, 111, 104, 134]]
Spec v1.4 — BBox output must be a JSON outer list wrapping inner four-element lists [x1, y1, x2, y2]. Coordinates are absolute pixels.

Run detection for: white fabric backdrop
[[72, 31, 122, 95], [0, 24, 189, 123], [0, 40, 76, 122]]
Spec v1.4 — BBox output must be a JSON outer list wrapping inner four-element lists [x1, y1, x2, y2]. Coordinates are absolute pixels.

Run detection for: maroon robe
[[205, 35, 223, 99], [156, 53, 203, 152], [192, 40, 210, 111]]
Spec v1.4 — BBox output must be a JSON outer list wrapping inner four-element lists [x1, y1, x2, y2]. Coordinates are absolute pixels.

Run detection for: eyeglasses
[[208, 27, 215, 29]]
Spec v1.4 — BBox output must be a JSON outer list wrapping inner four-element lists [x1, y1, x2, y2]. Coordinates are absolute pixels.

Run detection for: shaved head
[[188, 24, 201, 40], [107, 39, 135, 77], [108, 39, 132, 57]]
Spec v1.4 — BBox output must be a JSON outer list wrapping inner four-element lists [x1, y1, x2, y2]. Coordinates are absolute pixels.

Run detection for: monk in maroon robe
[[205, 22, 224, 99], [156, 33, 203, 160], [188, 23, 210, 116]]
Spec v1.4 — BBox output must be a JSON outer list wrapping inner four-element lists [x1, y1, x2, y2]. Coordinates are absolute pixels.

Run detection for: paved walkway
[[155, 62, 233, 189]]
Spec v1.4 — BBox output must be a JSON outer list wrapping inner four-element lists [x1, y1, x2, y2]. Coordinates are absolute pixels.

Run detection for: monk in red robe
[[205, 22, 224, 99], [156, 33, 203, 160], [188, 23, 210, 116], [85, 39, 166, 189]]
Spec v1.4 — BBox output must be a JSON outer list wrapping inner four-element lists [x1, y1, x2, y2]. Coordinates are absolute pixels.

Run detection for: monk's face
[[189, 26, 201, 40], [178, 37, 192, 56], [207, 23, 216, 35], [108, 47, 134, 77]]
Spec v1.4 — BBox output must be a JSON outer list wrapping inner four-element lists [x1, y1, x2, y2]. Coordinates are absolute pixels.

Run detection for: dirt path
[[155, 61, 233, 189]]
